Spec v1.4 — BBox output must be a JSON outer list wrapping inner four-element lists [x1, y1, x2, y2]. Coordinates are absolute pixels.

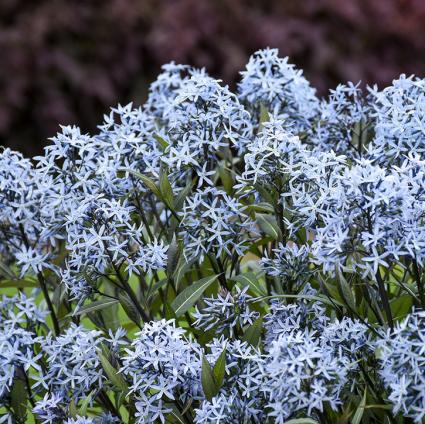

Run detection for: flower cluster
[[120, 320, 201, 423], [375, 311, 425, 423], [179, 187, 254, 261], [193, 286, 259, 337], [1, 49, 425, 423], [0, 294, 46, 423]]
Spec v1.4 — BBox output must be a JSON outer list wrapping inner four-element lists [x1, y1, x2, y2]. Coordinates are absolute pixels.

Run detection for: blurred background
[[1, 0, 425, 156]]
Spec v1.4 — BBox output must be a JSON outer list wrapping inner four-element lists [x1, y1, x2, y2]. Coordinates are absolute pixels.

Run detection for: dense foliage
[[3, 0, 425, 156], [1, 48, 425, 423]]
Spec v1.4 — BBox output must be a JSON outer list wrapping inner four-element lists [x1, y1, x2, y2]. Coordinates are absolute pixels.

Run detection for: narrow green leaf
[[351, 388, 367, 424], [257, 214, 281, 240], [242, 317, 263, 347], [212, 348, 227, 389], [123, 168, 162, 198], [247, 202, 275, 213], [71, 299, 119, 317], [218, 164, 233, 194], [166, 404, 186, 424], [160, 168, 174, 207], [164, 302, 177, 320], [201, 355, 218, 401], [68, 399, 78, 418], [0, 261, 16, 279], [390, 295, 413, 320], [0, 278, 37, 288], [78, 390, 94, 416], [231, 272, 267, 297], [167, 235, 181, 277], [259, 103, 270, 130], [154, 134, 169, 150], [171, 275, 218, 317], [11, 378, 27, 421], [173, 258, 196, 288], [174, 180, 194, 211], [283, 419, 319, 424], [99, 353, 128, 392], [118, 292, 141, 325], [253, 183, 275, 205], [336, 268, 356, 311]]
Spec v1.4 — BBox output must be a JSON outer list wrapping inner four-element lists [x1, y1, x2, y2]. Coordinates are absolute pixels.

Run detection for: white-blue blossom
[[374, 310, 425, 423], [120, 319, 202, 424], [179, 187, 253, 261], [238, 48, 319, 133], [193, 286, 259, 337], [36, 324, 104, 400]]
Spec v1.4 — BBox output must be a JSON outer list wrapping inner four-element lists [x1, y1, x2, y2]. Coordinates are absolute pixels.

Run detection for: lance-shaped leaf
[[351, 388, 367, 424], [171, 275, 218, 317], [0, 278, 37, 288], [71, 298, 119, 317], [201, 347, 227, 402], [122, 168, 161, 198], [231, 272, 267, 297], [257, 213, 282, 240], [201, 355, 216, 401], [160, 167, 174, 208], [336, 268, 356, 311], [99, 353, 128, 392], [242, 317, 263, 347], [212, 347, 227, 389]]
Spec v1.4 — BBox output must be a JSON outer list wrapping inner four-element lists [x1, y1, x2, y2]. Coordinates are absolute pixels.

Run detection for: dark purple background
[[1, 0, 425, 156]]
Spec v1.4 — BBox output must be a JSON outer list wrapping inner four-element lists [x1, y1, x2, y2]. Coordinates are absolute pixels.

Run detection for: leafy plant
[[1, 49, 425, 423]]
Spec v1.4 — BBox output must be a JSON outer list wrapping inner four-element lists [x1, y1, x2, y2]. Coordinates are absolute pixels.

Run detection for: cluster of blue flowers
[[1, 48, 425, 423]]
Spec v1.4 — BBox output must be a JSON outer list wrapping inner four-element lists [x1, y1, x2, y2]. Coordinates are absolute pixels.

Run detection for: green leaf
[[52, 282, 67, 311], [154, 134, 169, 150], [218, 164, 233, 194], [123, 168, 162, 198], [100, 295, 120, 332], [118, 292, 141, 326], [71, 298, 119, 317], [390, 295, 413, 320], [257, 214, 281, 240], [173, 258, 196, 288], [11, 378, 27, 421], [68, 399, 78, 418], [212, 347, 227, 389], [351, 388, 367, 424], [201, 355, 218, 401], [283, 419, 319, 424], [0, 278, 37, 288], [167, 235, 181, 277], [171, 275, 218, 317], [318, 275, 343, 305], [247, 202, 275, 213], [164, 302, 177, 320], [174, 180, 194, 211], [259, 103, 270, 130], [78, 390, 94, 416], [160, 168, 174, 207], [0, 261, 16, 279], [99, 353, 128, 392], [253, 183, 275, 205], [242, 317, 263, 347], [336, 268, 356, 311], [231, 272, 267, 297]]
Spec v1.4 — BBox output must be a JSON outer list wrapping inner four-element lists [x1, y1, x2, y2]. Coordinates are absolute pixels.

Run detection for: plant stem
[[37, 272, 60, 335], [375, 269, 393, 328], [411, 259, 425, 308]]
